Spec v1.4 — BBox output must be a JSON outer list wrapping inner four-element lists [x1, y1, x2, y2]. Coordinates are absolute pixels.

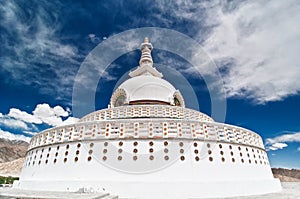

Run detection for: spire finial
[[139, 37, 153, 67], [128, 37, 163, 78]]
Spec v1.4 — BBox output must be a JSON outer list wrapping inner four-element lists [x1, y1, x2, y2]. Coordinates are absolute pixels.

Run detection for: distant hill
[[0, 138, 29, 163], [0, 138, 29, 177], [272, 168, 300, 182], [0, 158, 25, 177]]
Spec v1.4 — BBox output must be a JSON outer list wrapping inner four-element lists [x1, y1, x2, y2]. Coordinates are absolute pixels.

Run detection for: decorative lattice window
[[173, 91, 185, 107], [110, 88, 128, 107]]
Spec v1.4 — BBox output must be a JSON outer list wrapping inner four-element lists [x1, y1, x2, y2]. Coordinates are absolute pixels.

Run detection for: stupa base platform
[[13, 178, 281, 198], [0, 187, 118, 199]]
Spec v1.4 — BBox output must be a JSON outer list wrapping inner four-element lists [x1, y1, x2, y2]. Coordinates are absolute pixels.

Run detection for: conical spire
[[129, 37, 163, 78]]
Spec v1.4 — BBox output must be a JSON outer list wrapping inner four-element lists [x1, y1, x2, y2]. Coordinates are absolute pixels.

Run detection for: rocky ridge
[[272, 168, 300, 182], [0, 138, 28, 177], [0, 138, 29, 163]]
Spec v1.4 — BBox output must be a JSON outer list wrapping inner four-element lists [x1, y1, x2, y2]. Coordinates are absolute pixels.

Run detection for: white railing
[[28, 118, 265, 151], [78, 105, 214, 123]]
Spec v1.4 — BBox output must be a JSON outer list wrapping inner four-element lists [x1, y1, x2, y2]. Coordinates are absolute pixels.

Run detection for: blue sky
[[0, 0, 299, 169]]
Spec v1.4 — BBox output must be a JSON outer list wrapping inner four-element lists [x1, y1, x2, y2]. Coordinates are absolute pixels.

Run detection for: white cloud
[[66, 107, 71, 114], [23, 131, 38, 136], [33, 103, 70, 126], [8, 108, 42, 124], [202, 0, 300, 103], [0, 103, 79, 144], [2, 103, 77, 129], [88, 33, 101, 44], [6, 104, 71, 127], [53, 106, 69, 117], [272, 143, 288, 149], [58, 117, 79, 126], [266, 132, 300, 144], [0, 104, 79, 144], [43, 116, 63, 127], [153, 0, 300, 104], [0, 117, 28, 130], [33, 104, 56, 118], [268, 143, 288, 151], [0, 128, 30, 143], [266, 131, 300, 151]]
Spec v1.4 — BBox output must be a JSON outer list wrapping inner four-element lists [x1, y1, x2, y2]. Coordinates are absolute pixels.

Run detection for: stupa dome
[[111, 76, 185, 107], [110, 37, 185, 107]]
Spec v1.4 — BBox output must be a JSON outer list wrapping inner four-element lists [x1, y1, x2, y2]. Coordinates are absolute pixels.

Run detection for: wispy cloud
[[1, 0, 299, 106], [88, 34, 101, 44], [0, 1, 80, 102], [23, 131, 39, 136], [268, 143, 288, 151], [266, 131, 300, 151], [266, 132, 300, 144], [153, 0, 214, 37], [202, 0, 300, 104], [150, 0, 300, 104], [0, 128, 31, 143], [0, 117, 28, 130]]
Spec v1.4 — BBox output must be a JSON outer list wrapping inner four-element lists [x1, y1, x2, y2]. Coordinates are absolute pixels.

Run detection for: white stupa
[[14, 38, 281, 198]]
